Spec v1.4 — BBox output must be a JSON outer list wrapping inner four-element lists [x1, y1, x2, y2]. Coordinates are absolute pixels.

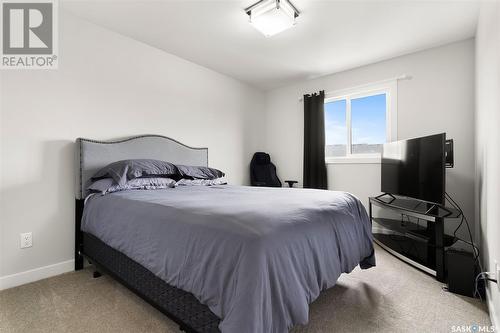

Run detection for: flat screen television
[[381, 133, 446, 205]]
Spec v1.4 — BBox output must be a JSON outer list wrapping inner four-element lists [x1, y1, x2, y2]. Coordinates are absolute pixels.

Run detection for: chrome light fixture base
[[245, 0, 300, 37]]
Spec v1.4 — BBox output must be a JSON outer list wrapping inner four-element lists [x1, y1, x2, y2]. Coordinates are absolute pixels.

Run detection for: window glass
[[324, 99, 347, 157], [351, 93, 386, 154]]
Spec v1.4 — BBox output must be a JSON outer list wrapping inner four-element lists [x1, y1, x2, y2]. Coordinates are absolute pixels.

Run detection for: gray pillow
[[176, 177, 227, 186], [87, 177, 177, 195], [92, 159, 178, 186], [87, 178, 115, 193], [176, 165, 225, 180]]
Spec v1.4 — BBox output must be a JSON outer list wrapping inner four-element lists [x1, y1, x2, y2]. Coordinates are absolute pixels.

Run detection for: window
[[324, 82, 397, 163], [325, 99, 347, 157]]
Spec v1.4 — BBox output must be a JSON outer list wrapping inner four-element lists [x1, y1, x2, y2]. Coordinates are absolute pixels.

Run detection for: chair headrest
[[252, 152, 271, 165]]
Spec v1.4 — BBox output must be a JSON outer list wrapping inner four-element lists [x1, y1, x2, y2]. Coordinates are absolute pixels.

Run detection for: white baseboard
[[0, 259, 74, 291], [486, 287, 499, 329]]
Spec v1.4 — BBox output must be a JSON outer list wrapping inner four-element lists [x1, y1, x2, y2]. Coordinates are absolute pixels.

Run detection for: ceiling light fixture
[[245, 0, 300, 37]]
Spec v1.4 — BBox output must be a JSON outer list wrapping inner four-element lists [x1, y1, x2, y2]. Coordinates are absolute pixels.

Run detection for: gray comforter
[[82, 185, 375, 333]]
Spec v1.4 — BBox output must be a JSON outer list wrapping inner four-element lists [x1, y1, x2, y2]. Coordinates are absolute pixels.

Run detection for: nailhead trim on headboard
[[76, 135, 209, 199]]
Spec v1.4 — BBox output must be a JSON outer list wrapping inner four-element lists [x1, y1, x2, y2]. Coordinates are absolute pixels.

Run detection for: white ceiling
[[63, 0, 479, 90]]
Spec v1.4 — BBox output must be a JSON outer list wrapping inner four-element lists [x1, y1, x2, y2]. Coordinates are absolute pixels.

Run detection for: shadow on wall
[[446, 169, 476, 241], [477, 165, 489, 267], [0, 140, 75, 275]]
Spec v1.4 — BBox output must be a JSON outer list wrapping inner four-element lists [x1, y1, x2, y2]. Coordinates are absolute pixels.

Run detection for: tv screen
[[381, 133, 446, 205]]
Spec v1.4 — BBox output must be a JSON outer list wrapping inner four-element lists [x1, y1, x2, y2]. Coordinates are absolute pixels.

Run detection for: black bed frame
[[75, 199, 221, 333]]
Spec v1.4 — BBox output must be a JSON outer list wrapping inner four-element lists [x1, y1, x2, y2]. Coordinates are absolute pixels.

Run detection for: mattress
[[82, 185, 375, 333]]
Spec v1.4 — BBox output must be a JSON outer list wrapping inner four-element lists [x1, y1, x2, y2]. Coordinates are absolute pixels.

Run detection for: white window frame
[[324, 81, 398, 164]]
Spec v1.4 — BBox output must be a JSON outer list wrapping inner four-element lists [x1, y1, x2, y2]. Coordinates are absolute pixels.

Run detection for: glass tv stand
[[369, 194, 461, 282]]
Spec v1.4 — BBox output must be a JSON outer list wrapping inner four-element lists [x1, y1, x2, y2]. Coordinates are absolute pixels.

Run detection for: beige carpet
[[0, 245, 490, 333]]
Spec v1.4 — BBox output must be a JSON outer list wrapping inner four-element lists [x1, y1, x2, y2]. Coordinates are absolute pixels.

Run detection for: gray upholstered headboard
[[75, 135, 208, 199]]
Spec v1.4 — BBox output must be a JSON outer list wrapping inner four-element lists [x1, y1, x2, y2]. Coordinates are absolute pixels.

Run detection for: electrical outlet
[[20, 232, 32, 249]]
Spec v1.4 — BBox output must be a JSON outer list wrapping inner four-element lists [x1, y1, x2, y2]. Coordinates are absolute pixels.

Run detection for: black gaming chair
[[250, 152, 282, 187]]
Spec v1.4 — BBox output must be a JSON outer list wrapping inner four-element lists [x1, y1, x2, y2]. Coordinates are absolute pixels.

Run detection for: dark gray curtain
[[303, 91, 327, 189]]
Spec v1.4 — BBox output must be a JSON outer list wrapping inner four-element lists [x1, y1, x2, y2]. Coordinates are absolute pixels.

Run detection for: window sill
[[325, 156, 381, 164]]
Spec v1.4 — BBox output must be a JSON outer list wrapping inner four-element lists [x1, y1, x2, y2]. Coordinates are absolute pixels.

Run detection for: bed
[[75, 135, 375, 333]]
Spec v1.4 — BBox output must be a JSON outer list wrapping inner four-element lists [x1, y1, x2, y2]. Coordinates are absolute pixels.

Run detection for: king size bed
[[75, 135, 375, 333]]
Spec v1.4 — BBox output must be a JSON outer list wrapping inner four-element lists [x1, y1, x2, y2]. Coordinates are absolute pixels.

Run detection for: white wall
[[0, 11, 264, 285], [475, 1, 500, 326], [264, 39, 476, 239]]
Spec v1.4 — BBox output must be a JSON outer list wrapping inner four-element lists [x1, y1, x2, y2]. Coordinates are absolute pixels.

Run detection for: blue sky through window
[[324, 93, 387, 156], [351, 93, 386, 145], [324, 99, 346, 145]]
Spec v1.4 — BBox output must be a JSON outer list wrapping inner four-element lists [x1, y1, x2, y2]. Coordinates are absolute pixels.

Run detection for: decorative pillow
[[92, 159, 178, 186], [175, 165, 225, 180], [176, 177, 227, 186], [87, 177, 177, 195]]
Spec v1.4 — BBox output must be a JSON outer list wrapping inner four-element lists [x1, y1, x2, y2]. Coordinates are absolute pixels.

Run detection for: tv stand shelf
[[369, 196, 460, 282]]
